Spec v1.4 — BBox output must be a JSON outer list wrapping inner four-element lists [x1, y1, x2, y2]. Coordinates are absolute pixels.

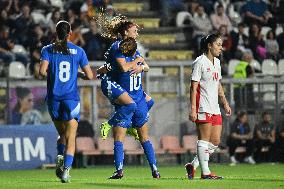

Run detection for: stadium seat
[[176, 11, 192, 27], [96, 138, 114, 155], [228, 59, 240, 75], [262, 76, 275, 92], [160, 135, 186, 154], [278, 59, 284, 74], [251, 59, 261, 71], [149, 136, 165, 154], [182, 135, 197, 154], [12, 44, 28, 55], [276, 26, 283, 36], [9, 61, 26, 78], [124, 136, 144, 155], [75, 137, 100, 167], [262, 59, 278, 75], [261, 26, 272, 40]]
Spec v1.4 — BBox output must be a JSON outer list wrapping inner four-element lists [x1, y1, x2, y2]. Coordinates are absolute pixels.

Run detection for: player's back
[[41, 42, 88, 101]]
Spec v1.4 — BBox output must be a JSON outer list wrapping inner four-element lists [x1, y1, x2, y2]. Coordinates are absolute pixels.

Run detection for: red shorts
[[195, 112, 222, 126]]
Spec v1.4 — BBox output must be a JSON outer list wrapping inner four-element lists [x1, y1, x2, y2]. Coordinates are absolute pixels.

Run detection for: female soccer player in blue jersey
[[96, 15, 160, 179], [39, 20, 93, 183], [185, 33, 231, 180]]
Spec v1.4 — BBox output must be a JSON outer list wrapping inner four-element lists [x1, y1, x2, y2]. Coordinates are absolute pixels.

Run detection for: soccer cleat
[[126, 127, 139, 140], [185, 163, 195, 179], [55, 155, 64, 178], [61, 167, 71, 183], [201, 173, 223, 180], [100, 122, 112, 140], [152, 170, 161, 179], [109, 169, 124, 179]]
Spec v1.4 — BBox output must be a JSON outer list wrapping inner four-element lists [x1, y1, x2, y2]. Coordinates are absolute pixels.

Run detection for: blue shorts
[[132, 97, 149, 128], [101, 77, 126, 102], [47, 99, 80, 121]]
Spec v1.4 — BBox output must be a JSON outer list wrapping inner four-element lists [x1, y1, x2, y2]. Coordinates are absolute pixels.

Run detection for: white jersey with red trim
[[191, 54, 222, 114]]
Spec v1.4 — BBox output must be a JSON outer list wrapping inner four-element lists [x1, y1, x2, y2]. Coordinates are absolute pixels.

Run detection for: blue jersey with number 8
[[40, 42, 88, 101]]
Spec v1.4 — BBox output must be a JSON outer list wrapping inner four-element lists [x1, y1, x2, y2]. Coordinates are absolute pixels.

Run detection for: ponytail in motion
[[53, 20, 71, 55]]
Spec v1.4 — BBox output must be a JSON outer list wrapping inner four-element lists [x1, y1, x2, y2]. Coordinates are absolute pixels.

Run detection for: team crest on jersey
[[207, 68, 211, 72]]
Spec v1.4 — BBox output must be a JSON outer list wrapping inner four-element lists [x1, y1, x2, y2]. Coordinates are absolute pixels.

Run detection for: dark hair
[[266, 30, 275, 39], [119, 37, 137, 56], [114, 21, 135, 38], [262, 111, 270, 117], [200, 33, 221, 54], [53, 20, 71, 55], [237, 110, 247, 120], [13, 87, 31, 112], [238, 22, 245, 28]]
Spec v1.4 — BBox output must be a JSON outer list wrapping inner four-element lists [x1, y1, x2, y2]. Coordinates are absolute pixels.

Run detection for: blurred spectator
[[0, 26, 29, 66], [190, 4, 212, 56], [241, 0, 276, 30], [83, 19, 108, 60], [0, 9, 13, 28], [233, 50, 257, 112], [69, 22, 85, 47], [47, 8, 62, 34], [13, 3, 35, 46], [218, 24, 232, 63], [230, 22, 250, 59], [254, 112, 276, 162], [227, 111, 255, 165], [248, 23, 266, 61], [276, 25, 284, 59], [1, 0, 20, 16], [265, 30, 279, 61], [66, 8, 81, 27], [210, 4, 232, 32], [276, 123, 284, 162], [105, 4, 115, 20], [10, 87, 42, 125], [27, 24, 49, 77], [159, 0, 186, 26]]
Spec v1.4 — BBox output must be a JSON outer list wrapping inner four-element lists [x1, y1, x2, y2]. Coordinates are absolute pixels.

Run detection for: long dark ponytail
[[53, 20, 71, 55]]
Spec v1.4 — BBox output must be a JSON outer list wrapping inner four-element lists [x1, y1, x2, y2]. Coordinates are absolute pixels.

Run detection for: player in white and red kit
[[185, 33, 231, 179]]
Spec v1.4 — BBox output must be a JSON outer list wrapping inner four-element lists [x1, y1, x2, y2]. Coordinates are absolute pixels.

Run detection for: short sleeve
[[191, 62, 202, 82], [79, 49, 89, 68], [40, 46, 49, 62]]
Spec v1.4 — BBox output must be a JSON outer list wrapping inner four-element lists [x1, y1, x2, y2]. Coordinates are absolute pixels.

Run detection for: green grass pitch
[[0, 164, 283, 189]]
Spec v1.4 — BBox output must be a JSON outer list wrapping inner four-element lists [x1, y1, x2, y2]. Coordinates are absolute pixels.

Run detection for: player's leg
[[61, 119, 78, 183], [60, 100, 80, 183], [134, 98, 160, 178], [109, 126, 127, 179], [53, 121, 65, 178], [100, 79, 135, 139], [144, 92, 154, 111]]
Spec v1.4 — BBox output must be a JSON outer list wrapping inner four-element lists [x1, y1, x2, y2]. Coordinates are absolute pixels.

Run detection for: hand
[[189, 111, 197, 122], [130, 65, 143, 75], [136, 56, 144, 63], [224, 104, 231, 116]]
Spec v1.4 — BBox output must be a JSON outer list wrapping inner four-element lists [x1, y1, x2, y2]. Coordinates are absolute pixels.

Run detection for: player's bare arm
[[218, 82, 231, 116], [116, 56, 144, 72], [78, 64, 93, 80], [39, 60, 49, 78], [189, 81, 199, 122]]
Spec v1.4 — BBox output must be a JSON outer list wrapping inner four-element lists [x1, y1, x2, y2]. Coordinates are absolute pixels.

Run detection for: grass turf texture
[[0, 164, 283, 189]]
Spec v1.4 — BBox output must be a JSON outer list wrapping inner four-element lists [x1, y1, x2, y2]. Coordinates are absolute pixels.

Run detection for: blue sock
[[57, 144, 65, 155], [114, 141, 124, 171], [141, 140, 157, 172], [64, 154, 73, 169], [146, 99, 154, 111]]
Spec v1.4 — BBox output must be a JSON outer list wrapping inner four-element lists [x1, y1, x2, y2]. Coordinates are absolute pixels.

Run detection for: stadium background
[[0, 0, 284, 174]]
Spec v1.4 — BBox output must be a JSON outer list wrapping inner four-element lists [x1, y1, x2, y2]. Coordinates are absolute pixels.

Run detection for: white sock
[[208, 142, 218, 155], [192, 142, 218, 170], [191, 155, 199, 169], [197, 140, 211, 175]]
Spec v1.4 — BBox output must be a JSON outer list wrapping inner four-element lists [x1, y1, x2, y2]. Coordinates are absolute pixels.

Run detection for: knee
[[126, 103, 137, 112], [146, 98, 154, 110], [211, 139, 220, 146]]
